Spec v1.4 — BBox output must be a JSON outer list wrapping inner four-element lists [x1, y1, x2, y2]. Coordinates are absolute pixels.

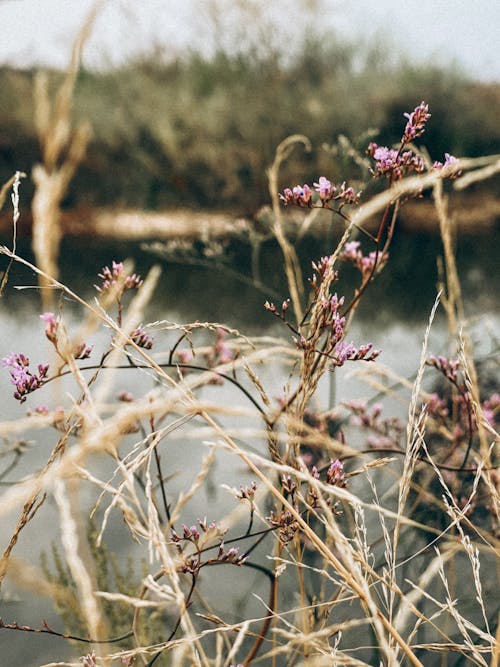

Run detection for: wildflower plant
[[2, 352, 49, 403], [0, 101, 498, 667]]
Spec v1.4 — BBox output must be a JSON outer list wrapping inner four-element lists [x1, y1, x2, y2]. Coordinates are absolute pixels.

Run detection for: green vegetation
[[1, 36, 500, 213]]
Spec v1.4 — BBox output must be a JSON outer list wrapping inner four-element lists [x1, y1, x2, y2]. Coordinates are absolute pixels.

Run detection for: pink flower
[[40, 312, 59, 343], [215, 328, 233, 364], [402, 101, 431, 143], [433, 153, 461, 178], [96, 260, 143, 293], [292, 184, 312, 207], [2, 353, 49, 403], [131, 325, 153, 350], [279, 183, 313, 207], [313, 176, 336, 201], [326, 459, 347, 486]]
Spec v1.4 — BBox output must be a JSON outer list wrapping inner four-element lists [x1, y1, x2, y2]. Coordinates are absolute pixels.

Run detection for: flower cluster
[[432, 153, 461, 177], [367, 143, 425, 181], [426, 355, 499, 436], [367, 103, 430, 180], [267, 508, 300, 545], [212, 542, 247, 567], [176, 542, 246, 575], [279, 183, 312, 207], [264, 298, 292, 320], [267, 283, 382, 369], [309, 256, 338, 295], [311, 255, 334, 278], [130, 325, 154, 350], [307, 458, 348, 513], [291, 292, 346, 352], [426, 355, 460, 383], [170, 517, 222, 548], [214, 327, 233, 364], [344, 400, 405, 449], [330, 340, 380, 367], [290, 289, 381, 368], [170, 518, 248, 574], [2, 353, 49, 403], [401, 101, 431, 143], [340, 241, 388, 279], [169, 328, 234, 383], [482, 393, 500, 427], [425, 392, 449, 419], [96, 261, 143, 293], [235, 481, 258, 501], [279, 177, 360, 208], [368, 102, 459, 184], [326, 458, 347, 487]]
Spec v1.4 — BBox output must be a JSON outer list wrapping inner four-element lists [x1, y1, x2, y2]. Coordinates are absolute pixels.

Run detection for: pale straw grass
[[1, 91, 500, 666]]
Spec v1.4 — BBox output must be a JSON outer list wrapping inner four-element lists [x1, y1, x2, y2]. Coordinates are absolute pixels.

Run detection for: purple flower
[[402, 101, 431, 143], [2, 352, 29, 370], [326, 459, 347, 487], [311, 255, 334, 277], [328, 293, 345, 313], [280, 179, 359, 208], [73, 342, 93, 360], [2, 353, 49, 403], [360, 251, 379, 277], [482, 393, 500, 426], [427, 355, 460, 382], [341, 243, 388, 279], [279, 184, 312, 207], [313, 176, 336, 201], [215, 328, 233, 364], [425, 392, 449, 418], [236, 481, 258, 501], [97, 261, 143, 293], [433, 153, 461, 178], [331, 341, 381, 368], [338, 181, 359, 204], [372, 145, 399, 172], [293, 184, 312, 206], [279, 187, 293, 205], [40, 312, 59, 344], [131, 325, 153, 350], [443, 153, 458, 167], [368, 143, 425, 180], [342, 241, 360, 260], [335, 341, 357, 364]]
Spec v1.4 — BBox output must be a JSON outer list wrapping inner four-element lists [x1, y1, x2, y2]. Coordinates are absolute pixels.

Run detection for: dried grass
[[0, 38, 498, 667]]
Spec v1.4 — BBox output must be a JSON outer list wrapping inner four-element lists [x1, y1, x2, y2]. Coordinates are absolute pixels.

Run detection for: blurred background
[[1, 0, 500, 216]]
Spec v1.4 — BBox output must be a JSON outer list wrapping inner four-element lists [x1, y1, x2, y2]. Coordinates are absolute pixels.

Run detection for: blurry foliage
[[1, 35, 500, 212], [40, 519, 167, 652]]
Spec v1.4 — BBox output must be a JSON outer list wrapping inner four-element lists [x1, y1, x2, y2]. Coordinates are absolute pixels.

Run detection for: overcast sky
[[1, 0, 499, 82]]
